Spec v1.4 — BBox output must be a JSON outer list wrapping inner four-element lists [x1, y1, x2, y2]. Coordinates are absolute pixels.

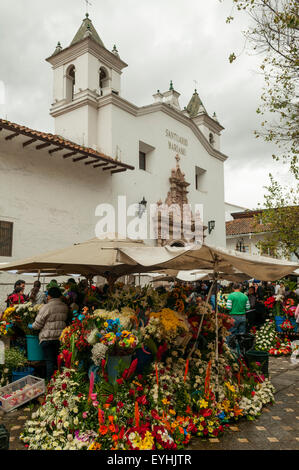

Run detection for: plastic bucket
[[274, 316, 285, 332], [134, 347, 153, 374], [289, 319, 298, 333], [12, 367, 34, 383], [107, 355, 132, 384], [245, 349, 269, 376], [26, 335, 44, 361]]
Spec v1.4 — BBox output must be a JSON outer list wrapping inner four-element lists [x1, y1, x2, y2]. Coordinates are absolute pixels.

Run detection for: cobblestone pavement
[[1, 356, 299, 451]]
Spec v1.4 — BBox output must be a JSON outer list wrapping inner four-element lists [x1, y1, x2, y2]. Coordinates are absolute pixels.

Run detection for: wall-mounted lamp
[[208, 220, 215, 234], [138, 197, 147, 218]]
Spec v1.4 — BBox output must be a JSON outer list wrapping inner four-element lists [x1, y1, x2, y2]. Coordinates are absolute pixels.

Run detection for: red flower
[[63, 400, 68, 408], [202, 409, 212, 418], [107, 394, 114, 403], [61, 383, 67, 390], [126, 359, 138, 379], [129, 389, 135, 397], [137, 395, 147, 405], [117, 401, 124, 409], [116, 378, 124, 385], [151, 409, 160, 420]]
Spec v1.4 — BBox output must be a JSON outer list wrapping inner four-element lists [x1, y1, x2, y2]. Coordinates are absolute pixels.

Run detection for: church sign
[[165, 129, 188, 156]]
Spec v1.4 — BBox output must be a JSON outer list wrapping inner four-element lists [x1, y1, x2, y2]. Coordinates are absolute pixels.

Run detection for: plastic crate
[[0, 375, 45, 412]]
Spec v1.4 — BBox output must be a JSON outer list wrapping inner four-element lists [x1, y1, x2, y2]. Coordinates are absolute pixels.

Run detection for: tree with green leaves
[[253, 175, 299, 260], [223, 0, 299, 178]]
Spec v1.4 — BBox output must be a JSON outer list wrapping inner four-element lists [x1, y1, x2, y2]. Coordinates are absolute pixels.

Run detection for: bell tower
[[46, 14, 128, 148]]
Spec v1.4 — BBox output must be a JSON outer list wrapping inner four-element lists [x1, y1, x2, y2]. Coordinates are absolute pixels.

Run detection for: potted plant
[[13, 303, 44, 361], [0, 348, 33, 385], [245, 320, 276, 376]]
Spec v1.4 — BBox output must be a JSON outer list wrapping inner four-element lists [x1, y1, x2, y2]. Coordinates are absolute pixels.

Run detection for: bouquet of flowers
[[217, 291, 228, 313], [13, 302, 43, 335], [143, 308, 191, 346], [98, 322, 139, 357], [281, 319, 294, 332], [282, 299, 297, 320], [269, 337, 292, 356], [264, 295, 284, 316], [254, 320, 276, 351], [1, 305, 17, 321], [0, 320, 14, 337]]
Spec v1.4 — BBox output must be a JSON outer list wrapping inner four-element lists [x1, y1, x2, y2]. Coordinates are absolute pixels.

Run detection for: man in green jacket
[[226, 283, 250, 338]]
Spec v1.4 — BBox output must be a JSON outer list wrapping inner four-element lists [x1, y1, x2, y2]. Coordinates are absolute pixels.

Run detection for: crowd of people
[[2, 276, 298, 381]]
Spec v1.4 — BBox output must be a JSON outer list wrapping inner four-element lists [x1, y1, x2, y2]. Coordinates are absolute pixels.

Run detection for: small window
[[195, 166, 206, 191], [139, 151, 146, 171], [236, 239, 249, 253], [66, 65, 76, 102], [99, 67, 110, 96], [0, 221, 13, 257], [209, 133, 215, 146]]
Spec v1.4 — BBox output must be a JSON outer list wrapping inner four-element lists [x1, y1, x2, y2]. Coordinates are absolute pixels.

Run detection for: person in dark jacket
[[29, 287, 68, 380], [246, 286, 257, 331]]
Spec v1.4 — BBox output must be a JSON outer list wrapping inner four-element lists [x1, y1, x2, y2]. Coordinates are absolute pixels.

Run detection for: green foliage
[[222, 0, 299, 178], [253, 175, 299, 260], [3, 347, 28, 371], [0, 347, 28, 385]]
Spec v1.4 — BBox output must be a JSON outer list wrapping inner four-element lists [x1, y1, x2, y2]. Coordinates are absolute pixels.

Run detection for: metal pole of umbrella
[[214, 270, 220, 401], [187, 278, 216, 360]]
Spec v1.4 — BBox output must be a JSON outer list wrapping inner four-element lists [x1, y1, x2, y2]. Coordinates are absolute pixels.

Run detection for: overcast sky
[[0, 0, 288, 209]]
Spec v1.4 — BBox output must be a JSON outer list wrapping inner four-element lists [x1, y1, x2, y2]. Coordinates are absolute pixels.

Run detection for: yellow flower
[[199, 399, 208, 408], [225, 382, 236, 393]]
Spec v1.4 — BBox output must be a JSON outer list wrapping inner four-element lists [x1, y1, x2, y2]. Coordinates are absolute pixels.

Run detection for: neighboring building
[[226, 210, 269, 256], [226, 208, 298, 263], [225, 202, 249, 222], [0, 14, 230, 305]]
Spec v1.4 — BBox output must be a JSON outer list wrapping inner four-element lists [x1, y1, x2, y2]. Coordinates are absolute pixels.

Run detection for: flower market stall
[[17, 289, 276, 450], [0, 238, 298, 450]]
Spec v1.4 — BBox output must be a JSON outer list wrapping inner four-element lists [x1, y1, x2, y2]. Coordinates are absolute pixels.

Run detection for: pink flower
[[82, 412, 88, 419]]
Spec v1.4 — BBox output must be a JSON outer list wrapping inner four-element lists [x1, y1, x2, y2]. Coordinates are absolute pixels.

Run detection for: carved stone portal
[[153, 155, 203, 247]]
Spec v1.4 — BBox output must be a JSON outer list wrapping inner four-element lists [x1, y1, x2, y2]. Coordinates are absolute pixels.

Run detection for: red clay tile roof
[[226, 217, 270, 236], [0, 118, 134, 172]]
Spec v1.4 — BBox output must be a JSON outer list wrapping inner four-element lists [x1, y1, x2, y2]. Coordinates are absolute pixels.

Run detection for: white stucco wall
[[99, 103, 226, 247], [0, 138, 112, 308]]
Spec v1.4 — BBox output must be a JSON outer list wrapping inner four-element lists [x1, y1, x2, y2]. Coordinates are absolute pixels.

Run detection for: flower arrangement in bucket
[[264, 295, 284, 317], [97, 320, 139, 357], [12, 302, 43, 336], [0, 347, 29, 386], [281, 318, 294, 333]]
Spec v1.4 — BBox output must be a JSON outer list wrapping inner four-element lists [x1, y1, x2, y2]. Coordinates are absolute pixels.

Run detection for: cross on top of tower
[[85, 0, 92, 15]]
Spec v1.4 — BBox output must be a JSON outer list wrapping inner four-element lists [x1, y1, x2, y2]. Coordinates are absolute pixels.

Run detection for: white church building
[[0, 14, 229, 302]]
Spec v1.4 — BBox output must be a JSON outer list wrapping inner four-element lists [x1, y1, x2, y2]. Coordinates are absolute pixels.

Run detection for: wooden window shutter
[[0, 221, 13, 257]]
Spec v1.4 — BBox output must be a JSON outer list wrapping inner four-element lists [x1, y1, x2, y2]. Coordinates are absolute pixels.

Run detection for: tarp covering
[[0, 237, 298, 282]]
